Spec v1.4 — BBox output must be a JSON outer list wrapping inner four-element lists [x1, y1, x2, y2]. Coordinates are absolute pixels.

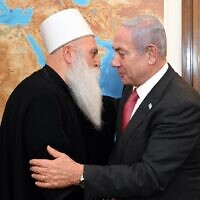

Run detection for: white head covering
[[40, 8, 94, 53]]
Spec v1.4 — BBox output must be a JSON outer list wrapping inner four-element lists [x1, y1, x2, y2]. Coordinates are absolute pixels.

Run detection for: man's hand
[[29, 145, 83, 189]]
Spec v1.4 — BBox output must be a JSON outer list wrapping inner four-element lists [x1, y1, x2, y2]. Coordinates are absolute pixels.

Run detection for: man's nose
[[94, 57, 100, 68], [112, 55, 120, 68]]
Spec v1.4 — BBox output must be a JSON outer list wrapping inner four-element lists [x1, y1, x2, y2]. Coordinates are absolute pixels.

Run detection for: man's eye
[[91, 50, 98, 57], [116, 48, 128, 57], [118, 51, 126, 57], [93, 52, 98, 57]]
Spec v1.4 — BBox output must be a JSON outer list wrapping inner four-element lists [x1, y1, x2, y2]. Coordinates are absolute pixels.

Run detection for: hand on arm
[[30, 145, 83, 189]]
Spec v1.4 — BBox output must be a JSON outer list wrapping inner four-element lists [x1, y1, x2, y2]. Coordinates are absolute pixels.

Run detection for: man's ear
[[146, 44, 158, 65], [62, 45, 74, 65]]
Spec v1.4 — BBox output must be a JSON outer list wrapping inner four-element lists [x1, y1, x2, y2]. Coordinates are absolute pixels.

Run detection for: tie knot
[[127, 89, 139, 104]]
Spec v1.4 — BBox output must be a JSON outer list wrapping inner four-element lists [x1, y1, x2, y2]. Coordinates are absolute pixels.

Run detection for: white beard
[[66, 53, 102, 129]]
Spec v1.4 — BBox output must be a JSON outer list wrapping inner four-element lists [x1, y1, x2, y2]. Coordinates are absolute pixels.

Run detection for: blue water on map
[[73, 0, 90, 6], [0, 0, 33, 25], [0, 0, 45, 67], [96, 36, 123, 98], [26, 34, 45, 67], [0, 0, 122, 98]]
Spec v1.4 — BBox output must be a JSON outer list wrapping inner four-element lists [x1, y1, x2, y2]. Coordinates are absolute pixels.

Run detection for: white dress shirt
[[130, 63, 169, 118]]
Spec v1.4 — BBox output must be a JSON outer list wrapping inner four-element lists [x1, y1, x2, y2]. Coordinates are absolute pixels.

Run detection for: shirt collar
[[135, 63, 168, 100]]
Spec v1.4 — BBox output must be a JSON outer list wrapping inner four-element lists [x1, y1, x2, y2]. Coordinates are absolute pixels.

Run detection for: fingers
[[35, 181, 55, 189], [32, 173, 61, 189], [31, 169, 56, 189], [30, 166, 47, 174], [31, 173, 46, 182], [47, 145, 65, 158], [29, 158, 50, 167], [29, 146, 67, 167]]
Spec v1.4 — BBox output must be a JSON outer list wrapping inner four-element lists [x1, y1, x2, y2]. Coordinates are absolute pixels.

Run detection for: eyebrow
[[112, 47, 128, 53]]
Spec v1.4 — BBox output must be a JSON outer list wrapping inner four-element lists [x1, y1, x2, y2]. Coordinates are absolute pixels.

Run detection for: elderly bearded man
[[0, 9, 116, 200]]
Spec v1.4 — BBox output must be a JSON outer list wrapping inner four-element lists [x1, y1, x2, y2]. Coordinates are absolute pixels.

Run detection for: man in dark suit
[[30, 15, 200, 200]]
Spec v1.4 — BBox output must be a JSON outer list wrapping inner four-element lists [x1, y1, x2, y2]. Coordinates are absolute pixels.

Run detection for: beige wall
[[164, 0, 182, 75]]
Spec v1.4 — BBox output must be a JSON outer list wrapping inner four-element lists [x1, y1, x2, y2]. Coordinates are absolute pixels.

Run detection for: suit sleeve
[[84, 95, 200, 199]]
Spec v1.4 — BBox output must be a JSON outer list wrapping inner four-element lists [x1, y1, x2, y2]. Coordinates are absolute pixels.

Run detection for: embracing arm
[[83, 96, 200, 199], [30, 91, 200, 199]]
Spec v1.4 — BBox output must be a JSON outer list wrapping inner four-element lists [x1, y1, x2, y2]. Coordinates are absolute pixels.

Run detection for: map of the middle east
[[0, 0, 163, 121]]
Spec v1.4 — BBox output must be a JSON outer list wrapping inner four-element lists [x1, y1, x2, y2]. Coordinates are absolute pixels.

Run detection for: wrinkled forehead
[[113, 26, 134, 49], [71, 35, 97, 48]]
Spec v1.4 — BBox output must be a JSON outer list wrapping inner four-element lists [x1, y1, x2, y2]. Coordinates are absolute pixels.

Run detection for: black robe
[[0, 65, 117, 200]]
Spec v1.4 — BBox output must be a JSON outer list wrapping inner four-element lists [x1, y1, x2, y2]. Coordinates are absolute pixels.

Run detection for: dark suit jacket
[[84, 65, 200, 200]]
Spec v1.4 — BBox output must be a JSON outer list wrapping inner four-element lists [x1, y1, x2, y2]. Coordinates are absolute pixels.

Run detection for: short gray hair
[[123, 15, 167, 57]]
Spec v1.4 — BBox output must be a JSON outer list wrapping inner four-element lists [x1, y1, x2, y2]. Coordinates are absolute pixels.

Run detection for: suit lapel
[[114, 64, 178, 162]]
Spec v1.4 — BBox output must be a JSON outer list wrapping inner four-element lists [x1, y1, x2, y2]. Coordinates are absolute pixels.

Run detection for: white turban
[[40, 8, 94, 53]]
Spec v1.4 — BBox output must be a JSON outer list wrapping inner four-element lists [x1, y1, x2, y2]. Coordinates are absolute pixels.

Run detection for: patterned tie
[[122, 89, 139, 132]]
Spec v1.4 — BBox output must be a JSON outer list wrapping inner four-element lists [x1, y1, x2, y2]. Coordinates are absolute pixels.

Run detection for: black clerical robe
[[0, 65, 117, 200]]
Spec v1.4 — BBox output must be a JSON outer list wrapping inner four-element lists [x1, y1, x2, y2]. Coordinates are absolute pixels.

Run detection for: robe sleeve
[[23, 91, 78, 199]]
